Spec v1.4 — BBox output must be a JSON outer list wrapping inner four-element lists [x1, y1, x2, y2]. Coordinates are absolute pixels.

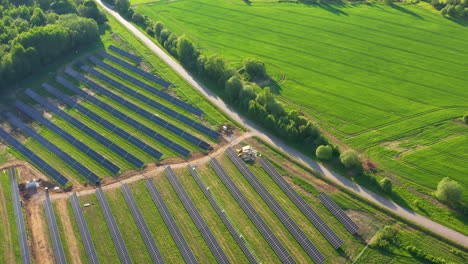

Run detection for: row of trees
[[0, 0, 105, 89], [432, 0, 468, 17]]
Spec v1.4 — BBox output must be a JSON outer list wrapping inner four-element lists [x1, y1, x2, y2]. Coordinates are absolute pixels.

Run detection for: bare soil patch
[[25, 199, 53, 264], [56, 199, 83, 264]]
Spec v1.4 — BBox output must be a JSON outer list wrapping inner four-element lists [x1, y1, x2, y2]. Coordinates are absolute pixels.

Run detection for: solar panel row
[[108, 45, 142, 63], [80, 65, 211, 150], [70, 193, 100, 264], [209, 158, 296, 264], [9, 167, 32, 264], [0, 127, 69, 186], [25, 88, 144, 168], [89, 56, 218, 139], [62, 68, 190, 157], [96, 187, 132, 264], [226, 149, 325, 264], [188, 165, 260, 264], [121, 184, 165, 264], [15, 101, 120, 175], [46, 80, 163, 160], [44, 194, 67, 264], [145, 179, 199, 264], [95, 52, 207, 119], [165, 167, 230, 264], [259, 158, 344, 249], [6, 112, 100, 184], [318, 193, 359, 235], [99, 50, 172, 88]]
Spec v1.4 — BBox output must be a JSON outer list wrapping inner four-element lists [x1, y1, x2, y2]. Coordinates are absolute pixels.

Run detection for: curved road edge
[[94, 0, 468, 248]]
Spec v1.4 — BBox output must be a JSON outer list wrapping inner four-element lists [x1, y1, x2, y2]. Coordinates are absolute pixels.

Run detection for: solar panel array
[[16, 101, 120, 175], [259, 158, 344, 249], [89, 56, 218, 139], [9, 167, 32, 264], [80, 65, 210, 150], [0, 127, 69, 186], [6, 112, 100, 184], [46, 80, 162, 160], [99, 50, 172, 88], [209, 158, 296, 264], [44, 194, 67, 264], [70, 193, 99, 264], [318, 193, 359, 234], [121, 184, 165, 264], [62, 68, 190, 157], [108, 45, 142, 63], [188, 165, 259, 264], [96, 187, 132, 264], [95, 53, 207, 120], [145, 179, 199, 264], [165, 167, 230, 264], [226, 149, 325, 264], [25, 88, 144, 168]]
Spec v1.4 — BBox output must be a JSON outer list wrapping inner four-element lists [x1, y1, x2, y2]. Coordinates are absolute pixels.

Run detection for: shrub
[[316, 145, 333, 160], [225, 75, 243, 101], [435, 177, 463, 203], [463, 113, 468, 124], [154, 21, 164, 37], [340, 150, 362, 169], [379, 177, 392, 193], [132, 12, 145, 25], [371, 225, 399, 250], [244, 57, 267, 79]]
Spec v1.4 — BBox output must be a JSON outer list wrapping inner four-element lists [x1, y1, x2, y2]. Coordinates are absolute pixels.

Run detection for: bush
[[371, 225, 399, 250], [340, 150, 362, 169], [177, 36, 198, 67], [244, 57, 267, 79], [154, 21, 164, 37], [435, 177, 463, 203], [316, 145, 333, 160], [225, 75, 243, 101], [131, 12, 145, 25], [463, 114, 468, 124], [379, 177, 392, 193]]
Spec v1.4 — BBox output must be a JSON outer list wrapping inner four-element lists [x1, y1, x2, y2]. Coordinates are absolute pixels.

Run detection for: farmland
[[134, 0, 468, 193]]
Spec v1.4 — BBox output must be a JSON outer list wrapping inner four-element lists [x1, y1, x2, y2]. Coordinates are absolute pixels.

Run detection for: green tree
[[244, 57, 266, 79], [463, 114, 468, 124], [316, 145, 333, 160], [154, 21, 164, 37], [131, 12, 145, 25], [115, 0, 130, 14], [30, 8, 46, 27], [225, 75, 243, 101], [177, 36, 198, 67], [340, 150, 361, 169], [379, 178, 392, 193], [371, 225, 399, 250], [435, 177, 463, 203]]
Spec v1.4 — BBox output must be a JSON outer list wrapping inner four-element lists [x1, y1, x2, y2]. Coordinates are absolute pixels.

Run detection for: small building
[[238, 145, 257, 162]]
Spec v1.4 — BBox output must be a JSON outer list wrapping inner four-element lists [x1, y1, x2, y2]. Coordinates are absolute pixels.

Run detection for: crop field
[[135, 0, 468, 192], [38, 139, 466, 264], [0, 170, 20, 263]]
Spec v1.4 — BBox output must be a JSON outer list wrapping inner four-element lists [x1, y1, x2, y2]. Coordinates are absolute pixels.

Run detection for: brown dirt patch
[[55, 199, 83, 264], [26, 199, 53, 264]]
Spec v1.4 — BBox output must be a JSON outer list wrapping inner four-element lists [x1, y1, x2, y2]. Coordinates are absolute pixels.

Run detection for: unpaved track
[[26, 199, 53, 264], [78, 0, 468, 247], [56, 199, 83, 264]]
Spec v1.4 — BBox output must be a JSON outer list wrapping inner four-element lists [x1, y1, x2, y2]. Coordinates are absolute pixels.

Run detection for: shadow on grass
[[388, 4, 423, 19]]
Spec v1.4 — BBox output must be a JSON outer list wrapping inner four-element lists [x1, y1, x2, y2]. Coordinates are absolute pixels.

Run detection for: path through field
[[76, 0, 468, 247]]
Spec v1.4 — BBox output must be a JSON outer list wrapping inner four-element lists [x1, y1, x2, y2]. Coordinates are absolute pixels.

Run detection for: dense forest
[[0, 0, 107, 89]]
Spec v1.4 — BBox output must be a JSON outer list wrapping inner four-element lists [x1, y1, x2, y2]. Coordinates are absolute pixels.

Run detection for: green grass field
[[135, 0, 468, 191], [0, 170, 21, 263]]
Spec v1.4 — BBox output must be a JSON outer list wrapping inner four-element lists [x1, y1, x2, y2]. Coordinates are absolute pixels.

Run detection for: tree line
[[0, 0, 107, 89]]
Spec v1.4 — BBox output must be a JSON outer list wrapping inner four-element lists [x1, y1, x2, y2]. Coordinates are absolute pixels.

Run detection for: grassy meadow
[[135, 0, 468, 193]]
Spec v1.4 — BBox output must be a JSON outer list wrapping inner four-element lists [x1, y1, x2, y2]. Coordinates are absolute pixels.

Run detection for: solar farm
[[0, 42, 465, 264]]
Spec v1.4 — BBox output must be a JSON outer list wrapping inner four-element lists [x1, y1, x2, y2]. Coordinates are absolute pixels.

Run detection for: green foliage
[[379, 177, 392, 193], [30, 8, 45, 27], [224, 75, 243, 101], [405, 246, 451, 264], [463, 114, 468, 124], [78, 0, 107, 24], [177, 36, 198, 67], [243, 57, 266, 79], [340, 150, 362, 169], [154, 21, 164, 37], [435, 177, 463, 203], [371, 225, 400, 249], [316, 145, 333, 160], [131, 11, 145, 25], [116, 0, 131, 15]]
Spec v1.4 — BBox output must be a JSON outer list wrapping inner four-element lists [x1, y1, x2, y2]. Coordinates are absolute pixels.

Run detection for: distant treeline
[[0, 0, 107, 89]]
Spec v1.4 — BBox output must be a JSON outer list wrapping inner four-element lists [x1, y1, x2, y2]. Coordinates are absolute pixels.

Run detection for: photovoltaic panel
[[121, 184, 165, 264], [187, 165, 259, 264], [259, 158, 344, 249], [99, 50, 172, 88], [15, 101, 120, 175], [44, 81, 163, 160], [89, 56, 217, 138], [226, 148, 325, 264], [96, 188, 132, 264], [210, 158, 296, 264], [5, 112, 100, 184], [25, 88, 144, 168], [70, 193, 99, 264], [81, 65, 211, 150], [108, 45, 142, 63], [62, 68, 189, 157], [9, 167, 32, 264], [95, 52, 207, 119], [44, 194, 67, 264], [318, 193, 359, 235], [145, 179, 199, 264], [0, 127, 69, 186], [165, 167, 230, 264]]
